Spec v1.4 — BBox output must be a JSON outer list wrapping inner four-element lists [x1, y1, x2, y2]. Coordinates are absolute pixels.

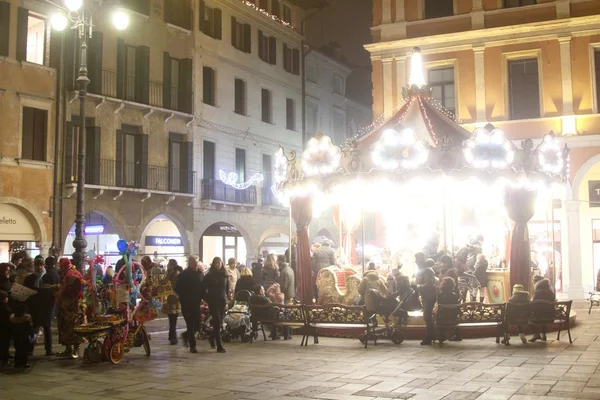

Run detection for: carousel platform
[[317, 309, 577, 341]]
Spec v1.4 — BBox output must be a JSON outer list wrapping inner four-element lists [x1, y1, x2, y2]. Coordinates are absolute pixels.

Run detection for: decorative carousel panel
[[464, 127, 515, 169], [536, 132, 565, 176], [371, 128, 429, 171], [302, 133, 342, 177]]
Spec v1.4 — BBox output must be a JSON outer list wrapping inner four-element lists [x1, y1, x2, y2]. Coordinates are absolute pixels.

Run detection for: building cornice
[[306, 48, 353, 76], [365, 14, 600, 57], [195, 117, 301, 150]]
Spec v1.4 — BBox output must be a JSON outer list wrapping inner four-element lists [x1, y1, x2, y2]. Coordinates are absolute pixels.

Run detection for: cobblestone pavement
[[1, 301, 600, 400]]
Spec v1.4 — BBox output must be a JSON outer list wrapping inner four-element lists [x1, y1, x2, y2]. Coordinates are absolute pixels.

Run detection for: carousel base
[[315, 310, 577, 341]]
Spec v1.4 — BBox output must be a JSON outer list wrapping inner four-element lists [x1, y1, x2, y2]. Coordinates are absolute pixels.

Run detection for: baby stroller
[[196, 301, 212, 340], [221, 290, 253, 343], [359, 288, 413, 345]]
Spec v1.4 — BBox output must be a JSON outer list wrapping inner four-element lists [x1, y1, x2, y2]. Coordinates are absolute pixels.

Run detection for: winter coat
[[175, 268, 204, 309], [509, 291, 530, 304], [266, 284, 285, 304], [312, 245, 336, 273], [262, 267, 279, 291], [234, 276, 256, 295], [9, 313, 34, 344], [42, 267, 60, 286], [418, 282, 437, 311], [252, 262, 263, 285], [532, 279, 556, 302], [278, 264, 295, 303], [14, 265, 33, 286], [474, 260, 489, 287], [102, 275, 114, 286], [358, 271, 389, 312], [227, 266, 240, 298], [202, 268, 230, 308], [437, 290, 459, 305], [163, 268, 181, 315], [24, 273, 54, 327]]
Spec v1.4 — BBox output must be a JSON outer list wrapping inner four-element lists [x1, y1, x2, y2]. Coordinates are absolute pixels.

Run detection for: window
[[235, 148, 246, 183], [199, 1, 222, 39], [170, 140, 182, 192], [306, 62, 318, 83], [332, 109, 346, 142], [125, 45, 137, 101], [203, 140, 215, 179], [508, 58, 540, 120], [203, 66, 216, 106], [333, 74, 344, 95], [262, 154, 272, 191], [424, 0, 453, 19], [21, 107, 47, 161], [259, 31, 276, 65], [283, 44, 300, 75], [259, 0, 268, 10], [271, 0, 280, 17], [306, 101, 318, 135], [428, 66, 455, 114], [234, 78, 246, 116], [0, 2, 9, 57], [170, 58, 179, 110], [168, 133, 192, 193], [261, 88, 272, 123], [26, 15, 46, 64], [231, 17, 251, 53], [282, 4, 292, 24], [121, 132, 137, 187], [504, 0, 536, 7], [164, 0, 192, 30], [286, 98, 295, 130]]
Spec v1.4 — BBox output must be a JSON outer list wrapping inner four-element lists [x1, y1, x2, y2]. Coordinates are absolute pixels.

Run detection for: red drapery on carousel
[[505, 186, 537, 293], [291, 196, 313, 304], [333, 205, 360, 265]]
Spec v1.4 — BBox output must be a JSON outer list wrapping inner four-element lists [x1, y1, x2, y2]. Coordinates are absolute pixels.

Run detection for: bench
[[304, 304, 375, 348], [529, 300, 572, 344], [436, 302, 505, 345], [248, 303, 307, 344]]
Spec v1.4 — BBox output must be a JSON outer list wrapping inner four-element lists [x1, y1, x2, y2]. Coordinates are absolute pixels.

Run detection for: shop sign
[[589, 181, 600, 207], [84, 225, 105, 235], [219, 225, 237, 233], [0, 204, 37, 241], [145, 236, 182, 246]]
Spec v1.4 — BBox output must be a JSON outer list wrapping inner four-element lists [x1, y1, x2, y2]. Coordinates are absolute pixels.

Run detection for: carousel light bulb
[[112, 8, 130, 30], [64, 0, 83, 12], [408, 47, 426, 87], [50, 13, 68, 31]]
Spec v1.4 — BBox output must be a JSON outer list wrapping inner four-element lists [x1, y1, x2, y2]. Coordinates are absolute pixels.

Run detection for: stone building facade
[[367, 0, 600, 298]]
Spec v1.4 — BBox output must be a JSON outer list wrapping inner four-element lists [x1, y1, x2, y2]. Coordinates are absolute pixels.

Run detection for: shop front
[[200, 222, 247, 265], [63, 211, 121, 264], [140, 215, 186, 267], [0, 203, 42, 261]]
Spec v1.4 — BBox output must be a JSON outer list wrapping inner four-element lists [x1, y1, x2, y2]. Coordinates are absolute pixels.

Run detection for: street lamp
[[51, 1, 129, 270]]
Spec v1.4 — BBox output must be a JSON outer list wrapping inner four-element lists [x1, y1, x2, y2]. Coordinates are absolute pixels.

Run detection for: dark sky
[[305, 0, 373, 68]]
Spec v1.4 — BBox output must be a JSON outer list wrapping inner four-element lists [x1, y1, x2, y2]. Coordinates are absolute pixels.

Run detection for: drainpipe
[[51, 33, 66, 253], [301, 4, 328, 146]]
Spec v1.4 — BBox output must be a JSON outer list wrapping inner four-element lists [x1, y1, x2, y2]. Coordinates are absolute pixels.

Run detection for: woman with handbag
[[164, 259, 182, 345]]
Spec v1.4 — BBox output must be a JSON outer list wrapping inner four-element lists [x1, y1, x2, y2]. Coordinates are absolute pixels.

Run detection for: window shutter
[[203, 140, 215, 180], [179, 58, 193, 113], [21, 107, 34, 160], [116, 38, 126, 99], [271, 0, 280, 18], [86, 126, 101, 185], [0, 1, 10, 57], [63, 30, 76, 91], [292, 48, 300, 75], [16, 7, 28, 62], [33, 108, 47, 161], [268, 36, 276, 65], [283, 43, 289, 71], [87, 31, 103, 94], [198, 0, 206, 33], [214, 8, 222, 40], [258, 31, 264, 60], [231, 16, 237, 47], [49, 31, 62, 70], [163, 52, 171, 109], [244, 24, 251, 53], [181, 141, 193, 194], [64, 122, 74, 182], [115, 129, 123, 186], [135, 45, 150, 104], [137, 134, 149, 189]]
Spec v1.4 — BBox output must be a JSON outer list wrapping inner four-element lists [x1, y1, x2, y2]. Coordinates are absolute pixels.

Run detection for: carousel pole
[[361, 206, 365, 274], [551, 199, 557, 291]]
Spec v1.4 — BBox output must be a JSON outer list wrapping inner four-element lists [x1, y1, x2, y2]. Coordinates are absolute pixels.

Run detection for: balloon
[[86, 249, 96, 259], [117, 239, 128, 253]]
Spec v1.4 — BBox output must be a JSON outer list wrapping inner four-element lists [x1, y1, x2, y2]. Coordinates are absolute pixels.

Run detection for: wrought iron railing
[[65, 157, 197, 195], [261, 187, 286, 207], [201, 179, 257, 205]]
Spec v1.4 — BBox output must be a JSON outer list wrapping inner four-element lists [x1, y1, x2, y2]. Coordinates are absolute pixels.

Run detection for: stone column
[[396, 56, 407, 105], [382, 0, 392, 23], [564, 200, 585, 299], [474, 46, 486, 123], [471, 0, 484, 29], [556, 0, 571, 19], [559, 36, 574, 115], [395, 0, 405, 22], [39, 241, 53, 258], [383, 58, 394, 114]]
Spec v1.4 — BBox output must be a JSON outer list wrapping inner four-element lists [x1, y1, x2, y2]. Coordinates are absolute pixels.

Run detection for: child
[[0, 290, 10, 367], [10, 302, 34, 369], [265, 283, 287, 340]]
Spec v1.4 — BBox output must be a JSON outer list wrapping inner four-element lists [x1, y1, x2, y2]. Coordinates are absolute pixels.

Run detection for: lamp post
[[51, 0, 129, 270]]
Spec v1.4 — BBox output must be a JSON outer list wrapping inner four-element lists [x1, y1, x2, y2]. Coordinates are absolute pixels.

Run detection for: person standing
[[175, 256, 204, 353], [418, 269, 437, 346], [278, 255, 295, 304], [202, 257, 229, 353], [252, 258, 264, 286], [164, 259, 181, 345], [56, 258, 85, 358], [24, 259, 55, 356], [14, 256, 34, 285], [226, 258, 240, 301], [8, 251, 25, 273], [262, 254, 279, 291]]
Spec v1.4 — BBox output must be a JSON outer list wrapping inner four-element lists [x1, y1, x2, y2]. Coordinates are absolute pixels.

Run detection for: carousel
[[273, 48, 569, 316]]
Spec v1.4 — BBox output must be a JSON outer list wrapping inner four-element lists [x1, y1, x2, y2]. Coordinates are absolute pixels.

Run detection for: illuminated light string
[[302, 134, 342, 176], [219, 169, 264, 190], [273, 147, 287, 184], [538, 134, 565, 175], [463, 127, 515, 169], [371, 128, 428, 170], [417, 96, 439, 145], [241, 0, 292, 28]]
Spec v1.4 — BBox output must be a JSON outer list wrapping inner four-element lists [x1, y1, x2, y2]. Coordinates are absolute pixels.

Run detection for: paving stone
[[440, 391, 481, 400]]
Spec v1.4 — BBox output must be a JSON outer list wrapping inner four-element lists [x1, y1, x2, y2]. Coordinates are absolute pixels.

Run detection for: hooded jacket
[[312, 245, 336, 273]]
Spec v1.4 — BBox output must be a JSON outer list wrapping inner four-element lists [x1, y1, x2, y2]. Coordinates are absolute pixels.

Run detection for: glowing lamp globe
[[50, 13, 68, 31], [64, 0, 83, 12], [112, 9, 130, 30]]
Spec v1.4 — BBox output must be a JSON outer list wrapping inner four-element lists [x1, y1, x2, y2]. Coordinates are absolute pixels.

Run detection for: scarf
[[32, 271, 46, 288]]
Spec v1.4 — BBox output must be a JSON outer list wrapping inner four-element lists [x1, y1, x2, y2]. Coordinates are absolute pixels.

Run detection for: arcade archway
[[63, 210, 121, 261], [258, 225, 289, 257], [140, 214, 187, 267], [200, 222, 247, 266], [0, 199, 47, 261]]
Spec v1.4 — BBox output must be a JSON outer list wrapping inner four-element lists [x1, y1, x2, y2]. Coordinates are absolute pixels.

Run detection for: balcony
[[90, 69, 193, 115], [201, 179, 257, 205], [261, 188, 286, 208], [65, 157, 197, 197]]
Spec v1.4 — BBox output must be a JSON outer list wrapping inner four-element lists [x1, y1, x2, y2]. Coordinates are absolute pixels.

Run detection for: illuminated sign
[[84, 225, 105, 235], [145, 236, 182, 246]]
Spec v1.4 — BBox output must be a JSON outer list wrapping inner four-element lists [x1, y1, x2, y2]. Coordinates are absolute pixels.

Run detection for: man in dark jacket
[[24, 258, 55, 355], [278, 255, 295, 304], [175, 255, 204, 353], [252, 258, 264, 286]]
